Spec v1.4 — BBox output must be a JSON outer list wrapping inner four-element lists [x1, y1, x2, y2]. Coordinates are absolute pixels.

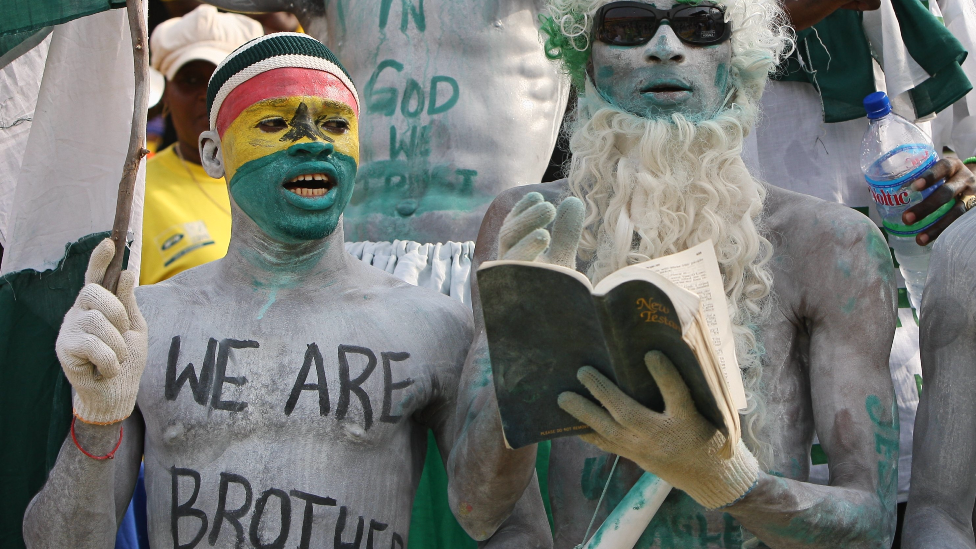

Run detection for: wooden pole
[[102, 0, 149, 293]]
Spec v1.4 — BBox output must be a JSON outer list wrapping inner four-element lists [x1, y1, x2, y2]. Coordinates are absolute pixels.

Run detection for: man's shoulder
[[931, 209, 976, 274], [135, 261, 218, 311], [928, 209, 976, 307], [347, 262, 474, 333], [764, 185, 884, 251], [764, 185, 895, 315]]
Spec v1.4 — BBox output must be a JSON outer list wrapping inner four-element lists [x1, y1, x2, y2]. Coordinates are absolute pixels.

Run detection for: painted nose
[[645, 23, 686, 63], [287, 141, 334, 157]]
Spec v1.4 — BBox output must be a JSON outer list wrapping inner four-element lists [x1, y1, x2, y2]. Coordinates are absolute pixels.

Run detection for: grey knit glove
[[497, 192, 584, 268], [559, 351, 759, 509]]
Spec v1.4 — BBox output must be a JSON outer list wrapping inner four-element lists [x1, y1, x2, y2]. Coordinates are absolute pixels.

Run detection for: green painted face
[[590, 0, 733, 121], [222, 97, 361, 243], [228, 144, 358, 242]]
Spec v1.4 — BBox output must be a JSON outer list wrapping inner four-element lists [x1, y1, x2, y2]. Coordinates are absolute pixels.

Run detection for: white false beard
[[566, 80, 775, 467]]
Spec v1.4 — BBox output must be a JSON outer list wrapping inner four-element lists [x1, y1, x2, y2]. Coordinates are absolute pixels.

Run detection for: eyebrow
[[319, 99, 356, 116], [250, 97, 356, 116]]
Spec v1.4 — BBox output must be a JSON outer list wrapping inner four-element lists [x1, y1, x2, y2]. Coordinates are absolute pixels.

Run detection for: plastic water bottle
[[860, 91, 954, 310]]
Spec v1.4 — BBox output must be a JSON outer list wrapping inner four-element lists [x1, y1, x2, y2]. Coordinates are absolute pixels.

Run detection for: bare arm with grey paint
[[447, 184, 565, 542], [902, 209, 976, 549], [719, 188, 899, 548], [23, 411, 144, 548]]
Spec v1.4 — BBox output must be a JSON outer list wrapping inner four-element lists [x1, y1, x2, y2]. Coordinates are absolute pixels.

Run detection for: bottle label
[[864, 144, 940, 211]]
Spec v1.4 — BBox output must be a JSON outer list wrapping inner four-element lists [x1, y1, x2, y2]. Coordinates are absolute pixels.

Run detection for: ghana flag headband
[[206, 33, 360, 135]]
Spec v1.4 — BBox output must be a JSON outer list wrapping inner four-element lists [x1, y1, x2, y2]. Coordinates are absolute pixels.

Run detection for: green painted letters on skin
[[580, 455, 611, 500], [865, 228, 895, 283], [428, 76, 460, 115], [401, 78, 425, 118], [379, 0, 426, 32], [365, 59, 405, 116], [635, 492, 741, 548], [579, 459, 741, 548], [364, 61, 461, 119], [866, 394, 899, 517]]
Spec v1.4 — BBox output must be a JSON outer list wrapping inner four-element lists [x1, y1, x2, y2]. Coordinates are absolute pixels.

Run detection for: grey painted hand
[[497, 192, 584, 268], [558, 351, 759, 509], [55, 238, 147, 424]]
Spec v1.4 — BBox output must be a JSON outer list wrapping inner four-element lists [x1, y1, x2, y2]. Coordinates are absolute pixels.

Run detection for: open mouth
[[282, 173, 336, 198], [643, 83, 692, 94], [647, 85, 690, 93]]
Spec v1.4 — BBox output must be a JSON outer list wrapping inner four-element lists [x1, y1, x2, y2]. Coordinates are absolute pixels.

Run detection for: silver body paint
[[461, 180, 899, 548], [23, 203, 482, 549], [903, 208, 976, 549], [453, 3, 898, 545], [204, 0, 570, 245]]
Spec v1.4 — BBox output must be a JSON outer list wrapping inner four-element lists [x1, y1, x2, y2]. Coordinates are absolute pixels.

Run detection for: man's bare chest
[[132, 303, 441, 548], [137, 317, 433, 453]]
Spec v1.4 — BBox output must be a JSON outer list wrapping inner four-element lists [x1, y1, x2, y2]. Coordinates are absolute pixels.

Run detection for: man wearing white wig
[[449, 0, 901, 546]]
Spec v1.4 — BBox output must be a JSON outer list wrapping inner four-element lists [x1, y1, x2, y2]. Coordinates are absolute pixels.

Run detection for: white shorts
[[345, 240, 475, 306]]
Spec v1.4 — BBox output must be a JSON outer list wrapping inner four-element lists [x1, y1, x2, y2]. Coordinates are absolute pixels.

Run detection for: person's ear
[[199, 130, 225, 178]]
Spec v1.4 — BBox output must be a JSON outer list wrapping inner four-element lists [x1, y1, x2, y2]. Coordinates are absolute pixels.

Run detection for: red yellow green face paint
[[220, 95, 360, 182], [215, 68, 360, 242]]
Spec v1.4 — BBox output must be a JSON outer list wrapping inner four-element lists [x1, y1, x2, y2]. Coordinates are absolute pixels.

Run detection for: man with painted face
[[142, 5, 263, 285], [197, 0, 569, 304], [22, 34, 481, 549], [450, 0, 902, 547]]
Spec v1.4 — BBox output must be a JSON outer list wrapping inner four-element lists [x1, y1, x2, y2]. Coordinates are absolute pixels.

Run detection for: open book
[[479, 241, 744, 453]]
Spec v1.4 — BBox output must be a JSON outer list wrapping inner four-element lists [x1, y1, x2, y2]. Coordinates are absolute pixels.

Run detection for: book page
[[630, 241, 747, 410]]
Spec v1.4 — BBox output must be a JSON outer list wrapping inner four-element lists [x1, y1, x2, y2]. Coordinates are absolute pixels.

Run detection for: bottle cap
[[882, 198, 957, 235], [864, 91, 891, 119]]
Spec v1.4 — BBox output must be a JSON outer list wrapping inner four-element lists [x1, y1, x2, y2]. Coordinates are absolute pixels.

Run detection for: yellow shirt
[[140, 145, 231, 285]]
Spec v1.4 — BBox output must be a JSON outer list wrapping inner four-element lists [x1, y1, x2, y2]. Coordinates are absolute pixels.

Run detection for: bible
[[479, 241, 744, 452]]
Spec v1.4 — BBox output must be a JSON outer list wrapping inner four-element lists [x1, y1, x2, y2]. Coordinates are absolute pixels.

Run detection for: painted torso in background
[[324, 0, 568, 243], [254, 0, 571, 244]]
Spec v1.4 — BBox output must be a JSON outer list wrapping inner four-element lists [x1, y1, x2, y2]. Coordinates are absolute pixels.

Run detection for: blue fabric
[[114, 463, 148, 549]]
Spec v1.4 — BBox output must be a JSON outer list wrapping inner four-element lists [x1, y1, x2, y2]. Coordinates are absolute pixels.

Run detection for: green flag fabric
[[0, 7, 143, 548], [775, 1, 971, 123], [407, 434, 554, 549], [0, 233, 114, 549], [0, 0, 125, 60]]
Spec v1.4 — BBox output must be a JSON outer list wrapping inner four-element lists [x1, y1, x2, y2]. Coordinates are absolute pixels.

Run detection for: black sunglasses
[[592, 1, 731, 47]]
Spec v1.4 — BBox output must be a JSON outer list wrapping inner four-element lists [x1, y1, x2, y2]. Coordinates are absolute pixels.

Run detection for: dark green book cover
[[479, 261, 726, 449]]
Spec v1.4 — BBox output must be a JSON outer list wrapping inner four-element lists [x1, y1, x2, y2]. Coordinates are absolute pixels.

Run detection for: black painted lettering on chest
[[165, 336, 258, 412], [165, 337, 415, 431], [171, 466, 404, 549]]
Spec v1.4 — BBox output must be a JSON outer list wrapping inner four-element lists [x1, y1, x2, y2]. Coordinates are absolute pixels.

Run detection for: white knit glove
[[56, 239, 147, 425], [497, 192, 584, 268], [558, 351, 760, 509]]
